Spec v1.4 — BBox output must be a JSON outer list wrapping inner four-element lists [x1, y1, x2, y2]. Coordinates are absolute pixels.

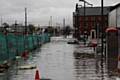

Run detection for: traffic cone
[[35, 69, 40, 80]]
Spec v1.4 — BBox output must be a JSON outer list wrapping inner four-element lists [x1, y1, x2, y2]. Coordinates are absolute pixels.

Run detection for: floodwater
[[0, 36, 120, 80]]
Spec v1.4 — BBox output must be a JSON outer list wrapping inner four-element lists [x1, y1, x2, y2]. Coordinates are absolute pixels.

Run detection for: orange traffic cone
[[35, 69, 40, 80]]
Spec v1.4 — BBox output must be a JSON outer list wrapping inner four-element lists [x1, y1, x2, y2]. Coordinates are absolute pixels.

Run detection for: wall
[[117, 7, 120, 27], [109, 9, 117, 27]]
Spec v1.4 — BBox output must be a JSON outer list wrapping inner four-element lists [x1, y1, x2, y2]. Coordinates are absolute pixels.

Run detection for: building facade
[[73, 4, 111, 39], [106, 3, 120, 72]]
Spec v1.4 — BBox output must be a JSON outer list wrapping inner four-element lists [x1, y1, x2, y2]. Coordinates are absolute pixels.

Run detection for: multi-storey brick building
[[73, 4, 111, 39]]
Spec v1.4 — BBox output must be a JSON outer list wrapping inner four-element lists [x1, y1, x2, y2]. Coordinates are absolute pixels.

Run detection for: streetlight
[[25, 8, 27, 34], [101, 0, 104, 57], [79, 0, 93, 45], [98, 1, 104, 79], [75, 3, 82, 40], [101, 0, 104, 77]]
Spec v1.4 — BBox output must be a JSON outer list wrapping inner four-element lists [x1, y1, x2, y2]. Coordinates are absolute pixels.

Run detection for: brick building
[[73, 4, 111, 39]]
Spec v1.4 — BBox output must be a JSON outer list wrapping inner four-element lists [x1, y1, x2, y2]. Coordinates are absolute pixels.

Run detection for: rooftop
[[73, 3, 120, 16], [74, 6, 111, 16], [110, 3, 120, 11]]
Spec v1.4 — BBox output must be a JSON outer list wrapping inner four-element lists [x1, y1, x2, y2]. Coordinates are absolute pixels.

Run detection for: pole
[[50, 16, 52, 27], [25, 8, 27, 33], [24, 8, 28, 50], [101, 0, 104, 79], [77, 4, 80, 40], [79, 0, 92, 41], [63, 18, 66, 37], [75, 3, 82, 39], [14, 20, 19, 74], [1, 17, 3, 26], [75, 3, 78, 39], [4, 25, 9, 61], [15, 20, 18, 56], [101, 0, 104, 57], [84, 1, 86, 45], [63, 18, 65, 28]]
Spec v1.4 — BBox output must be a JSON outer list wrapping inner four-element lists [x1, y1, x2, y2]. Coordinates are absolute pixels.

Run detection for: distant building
[[73, 4, 112, 38], [10, 24, 25, 32]]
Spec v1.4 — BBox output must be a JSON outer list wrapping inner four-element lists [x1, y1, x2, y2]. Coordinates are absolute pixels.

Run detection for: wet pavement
[[0, 36, 120, 80]]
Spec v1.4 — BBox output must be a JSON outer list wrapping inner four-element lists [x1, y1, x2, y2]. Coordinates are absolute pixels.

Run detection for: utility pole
[[49, 16, 52, 27], [24, 8, 28, 50], [83, 1, 86, 45], [76, 3, 80, 40], [25, 8, 27, 33], [15, 20, 19, 56], [1, 17, 3, 26], [49, 20, 50, 26], [63, 18, 65, 27], [50, 16, 52, 27], [75, 3, 82, 40], [79, 0, 93, 44], [15, 20, 17, 32], [101, 0, 104, 79], [101, 0, 104, 57]]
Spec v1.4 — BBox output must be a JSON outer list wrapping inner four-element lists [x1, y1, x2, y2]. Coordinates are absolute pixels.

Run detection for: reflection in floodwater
[[101, 57, 105, 80], [0, 36, 119, 80], [73, 46, 118, 80]]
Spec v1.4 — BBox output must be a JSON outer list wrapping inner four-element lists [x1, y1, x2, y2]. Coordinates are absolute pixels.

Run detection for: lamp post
[[75, 3, 82, 40], [24, 8, 28, 50], [101, 0, 104, 78], [101, 0, 104, 57], [79, 0, 93, 45], [25, 8, 27, 34], [99, 1, 105, 79]]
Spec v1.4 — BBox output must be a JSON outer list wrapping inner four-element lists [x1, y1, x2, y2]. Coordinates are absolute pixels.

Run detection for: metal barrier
[[0, 33, 50, 65]]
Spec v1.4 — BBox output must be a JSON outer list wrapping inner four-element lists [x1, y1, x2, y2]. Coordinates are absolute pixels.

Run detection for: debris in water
[[18, 64, 36, 70]]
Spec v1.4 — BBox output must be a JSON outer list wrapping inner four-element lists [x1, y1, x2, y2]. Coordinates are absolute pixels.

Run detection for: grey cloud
[[0, 0, 119, 26]]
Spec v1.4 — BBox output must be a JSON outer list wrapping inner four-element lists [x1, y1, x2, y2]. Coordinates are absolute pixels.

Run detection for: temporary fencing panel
[[41, 34, 45, 43], [28, 34, 34, 50], [45, 33, 50, 42], [16, 34, 25, 55], [0, 32, 51, 65], [33, 35, 38, 47], [38, 35, 42, 45], [24, 35, 29, 50], [0, 33, 8, 64], [34, 35, 39, 47], [7, 33, 16, 60], [44, 33, 47, 42]]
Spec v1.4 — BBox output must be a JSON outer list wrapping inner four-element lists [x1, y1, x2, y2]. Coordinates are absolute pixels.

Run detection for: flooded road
[[0, 36, 120, 80]]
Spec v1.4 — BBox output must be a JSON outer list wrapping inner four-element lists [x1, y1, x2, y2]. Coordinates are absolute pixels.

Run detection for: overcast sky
[[0, 0, 119, 26]]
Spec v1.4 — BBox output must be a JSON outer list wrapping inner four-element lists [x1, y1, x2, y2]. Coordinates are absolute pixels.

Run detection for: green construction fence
[[0, 33, 8, 64], [0, 33, 51, 64]]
